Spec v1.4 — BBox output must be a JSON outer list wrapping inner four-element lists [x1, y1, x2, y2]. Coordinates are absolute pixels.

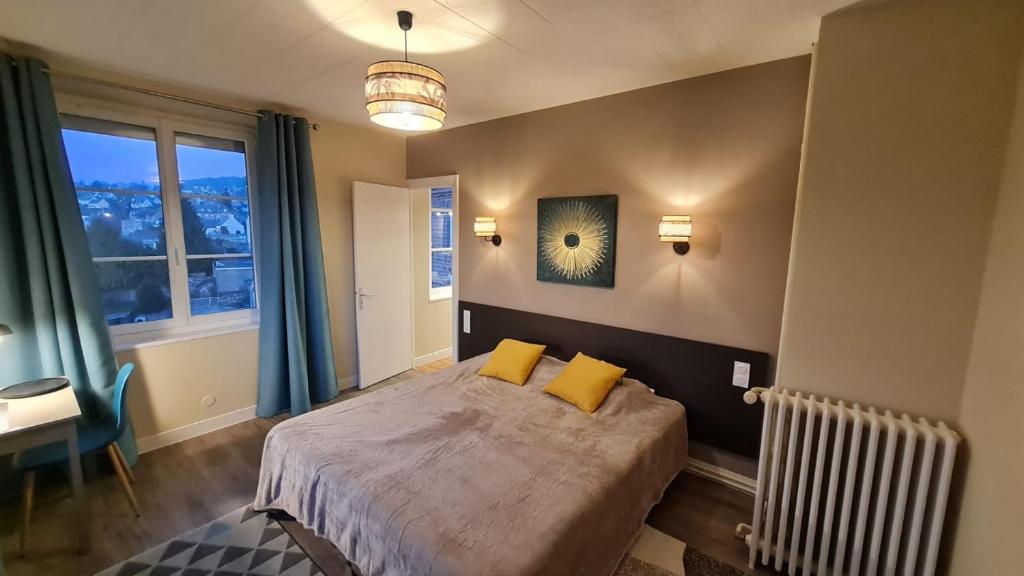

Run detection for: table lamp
[[0, 323, 69, 399]]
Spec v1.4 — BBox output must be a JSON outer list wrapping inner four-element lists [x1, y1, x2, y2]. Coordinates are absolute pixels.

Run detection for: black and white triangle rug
[[94, 505, 746, 576], [94, 505, 321, 576]]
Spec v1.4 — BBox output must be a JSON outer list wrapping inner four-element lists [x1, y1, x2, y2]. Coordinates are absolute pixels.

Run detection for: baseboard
[[685, 458, 757, 495], [139, 376, 361, 454], [137, 405, 257, 454], [414, 348, 452, 367], [338, 374, 359, 390]]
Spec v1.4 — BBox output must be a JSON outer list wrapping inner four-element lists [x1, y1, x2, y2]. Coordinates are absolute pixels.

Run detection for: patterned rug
[[94, 506, 748, 576], [94, 506, 321, 576]]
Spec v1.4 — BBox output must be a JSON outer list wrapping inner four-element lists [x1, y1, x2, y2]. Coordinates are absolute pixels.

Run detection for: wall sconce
[[474, 217, 501, 246], [659, 215, 692, 255]]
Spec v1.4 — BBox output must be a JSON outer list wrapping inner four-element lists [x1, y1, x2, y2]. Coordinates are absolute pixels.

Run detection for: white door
[[353, 181, 412, 388]]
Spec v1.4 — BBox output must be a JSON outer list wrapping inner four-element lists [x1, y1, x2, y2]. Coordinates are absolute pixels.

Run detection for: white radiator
[[737, 388, 961, 576]]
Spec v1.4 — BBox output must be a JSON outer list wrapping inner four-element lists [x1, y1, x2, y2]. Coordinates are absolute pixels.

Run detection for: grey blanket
[[254, 354, 687, 576]]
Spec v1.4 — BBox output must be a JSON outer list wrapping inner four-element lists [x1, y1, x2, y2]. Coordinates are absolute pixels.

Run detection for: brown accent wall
[[407, 56, 810, 369]]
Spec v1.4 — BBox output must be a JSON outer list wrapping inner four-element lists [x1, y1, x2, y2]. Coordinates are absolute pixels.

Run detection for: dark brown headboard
[[458, 301, 769, 459]]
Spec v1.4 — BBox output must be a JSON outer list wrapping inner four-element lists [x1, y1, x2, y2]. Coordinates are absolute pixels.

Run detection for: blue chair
[[15, 363, 139, 555]]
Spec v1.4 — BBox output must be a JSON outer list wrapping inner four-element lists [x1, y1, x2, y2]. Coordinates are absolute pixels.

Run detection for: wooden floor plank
[[0, 358, 766, 575]]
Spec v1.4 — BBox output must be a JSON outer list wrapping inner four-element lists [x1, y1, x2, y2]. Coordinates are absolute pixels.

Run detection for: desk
[[0, 387, 88, 554]]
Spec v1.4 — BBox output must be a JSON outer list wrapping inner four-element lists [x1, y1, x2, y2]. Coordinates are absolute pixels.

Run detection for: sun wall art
[[536, 195, 617, 288]]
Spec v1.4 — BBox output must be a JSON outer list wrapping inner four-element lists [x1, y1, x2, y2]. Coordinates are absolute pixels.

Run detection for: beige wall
[[310, 118, 407, 381], [20, 46, 406, 442], [408, 56, 810, 365], [775, 0, 1024, 421], [949, 54, 1024, 576], [411, 188, 453, 359], [774, 0, 1024, 573], [117, 331, 258, 438], [112, 116, 403, 442]]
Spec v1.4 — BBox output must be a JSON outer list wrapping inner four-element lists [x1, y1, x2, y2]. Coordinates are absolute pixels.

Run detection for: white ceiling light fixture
[[365, 11, 447, 132]]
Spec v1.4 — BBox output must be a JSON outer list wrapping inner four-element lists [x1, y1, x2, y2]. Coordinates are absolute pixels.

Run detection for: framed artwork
[[536, 194, 617, 288]]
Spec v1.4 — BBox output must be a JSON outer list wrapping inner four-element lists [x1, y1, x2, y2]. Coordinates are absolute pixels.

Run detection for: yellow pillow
[[543, 353, 627, 413], [478, 339, 547, 385]]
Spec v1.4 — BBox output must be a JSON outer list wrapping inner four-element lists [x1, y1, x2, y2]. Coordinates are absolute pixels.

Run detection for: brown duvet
[[254, 353, 687, 576]]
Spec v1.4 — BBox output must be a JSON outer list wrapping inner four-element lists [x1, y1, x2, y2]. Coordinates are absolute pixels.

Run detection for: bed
[[254, 353, 687, 576]]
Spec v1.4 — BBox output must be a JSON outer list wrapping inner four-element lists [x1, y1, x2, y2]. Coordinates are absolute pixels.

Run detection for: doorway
[[408, 176, 458, 371], [351, 176, 458, 389]]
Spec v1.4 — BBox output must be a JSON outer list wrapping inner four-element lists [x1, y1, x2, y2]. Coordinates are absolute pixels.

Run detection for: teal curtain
[[0, 54, 138, 464], [255, 112, 337, 417]]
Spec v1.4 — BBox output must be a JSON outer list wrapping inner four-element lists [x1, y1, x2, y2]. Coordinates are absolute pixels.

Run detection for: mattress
[[254, 353, 687, 576]]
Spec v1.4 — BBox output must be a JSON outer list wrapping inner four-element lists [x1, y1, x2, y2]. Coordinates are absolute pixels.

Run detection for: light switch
[[463, 310, 471, 334], [732, 361, 750, 389]]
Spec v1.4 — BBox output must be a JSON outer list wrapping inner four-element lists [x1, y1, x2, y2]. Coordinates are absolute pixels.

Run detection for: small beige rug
[[617, 525, 748, 576], [617, 525, 686, 576]]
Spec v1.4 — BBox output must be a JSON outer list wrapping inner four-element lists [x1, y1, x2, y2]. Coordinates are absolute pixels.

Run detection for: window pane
[[431, 210, 452, 249], [176, 133, 248, 198], [63, 116, 174, 329], [182, 198, 251, 254], [93, 260, 172, 325], [77, 192, 166, 257], [431, 251, 452, 289], [187, 258, 256, 315], [430, 187, 452, 209], [62, 123, 160, 192], [176, 133, 252, 264]]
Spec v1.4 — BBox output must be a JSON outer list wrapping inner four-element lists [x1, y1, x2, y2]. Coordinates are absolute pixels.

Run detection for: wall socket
[[463, 310, 471, 334], [732, 361, 751, 389]]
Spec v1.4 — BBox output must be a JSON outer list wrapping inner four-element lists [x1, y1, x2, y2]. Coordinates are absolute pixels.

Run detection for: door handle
[[356, 287, 375, 310]]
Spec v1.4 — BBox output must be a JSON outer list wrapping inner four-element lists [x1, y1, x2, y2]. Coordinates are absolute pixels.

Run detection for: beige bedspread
[[254, 354, 687, 576]]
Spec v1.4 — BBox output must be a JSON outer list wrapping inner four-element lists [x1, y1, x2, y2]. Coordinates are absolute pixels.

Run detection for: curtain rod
[[15, 62, 321, 130], [47, 68, 264, 118]]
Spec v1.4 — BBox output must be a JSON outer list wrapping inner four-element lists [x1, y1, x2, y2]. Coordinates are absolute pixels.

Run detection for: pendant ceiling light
[[365, 11, 447, 131]]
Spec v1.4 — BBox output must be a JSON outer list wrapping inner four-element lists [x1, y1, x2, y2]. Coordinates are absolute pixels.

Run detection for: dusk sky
[[62, 128, 246, 186]]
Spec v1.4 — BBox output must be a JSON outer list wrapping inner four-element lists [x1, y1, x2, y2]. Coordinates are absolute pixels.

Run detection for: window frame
[[174, 131, 257, 323], [428, 188, 453, 302], [56, 96, 260, 349]]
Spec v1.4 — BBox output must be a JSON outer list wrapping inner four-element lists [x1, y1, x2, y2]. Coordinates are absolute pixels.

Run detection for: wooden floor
[[0, 355, 763, 576], [413, 357, 453, 373]]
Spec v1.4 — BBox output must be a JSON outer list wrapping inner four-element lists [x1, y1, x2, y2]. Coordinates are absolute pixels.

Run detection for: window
[[63, 113, 256, 342], [65, 117, 172, 326], [429, 187, 453, 301], [176, 133, 254, 316]]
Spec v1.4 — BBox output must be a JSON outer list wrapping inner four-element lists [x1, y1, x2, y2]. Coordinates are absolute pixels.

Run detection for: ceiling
[[0, 0, 855, 131]]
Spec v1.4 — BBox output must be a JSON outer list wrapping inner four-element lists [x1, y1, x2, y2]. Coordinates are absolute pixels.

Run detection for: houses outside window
[[175, 133, 255, 317], [62, 111, 257, 344], [429, 187, 453, 301]]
